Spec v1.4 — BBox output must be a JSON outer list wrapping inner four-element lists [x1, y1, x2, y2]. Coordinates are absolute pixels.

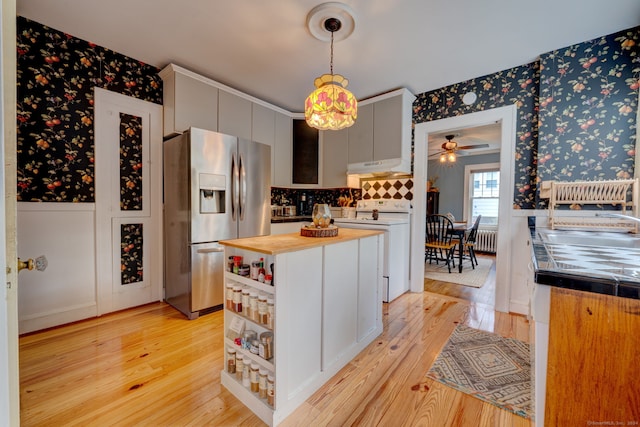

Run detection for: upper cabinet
[[159, 65, 219, 137], [322, 127, 349, 188], [346, 88, 414, 175], [218, 89, 252, 140], [273, 112, 292, 187]]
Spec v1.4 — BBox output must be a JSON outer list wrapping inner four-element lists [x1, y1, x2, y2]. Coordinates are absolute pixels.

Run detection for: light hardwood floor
[[20, 288, 531, 426]]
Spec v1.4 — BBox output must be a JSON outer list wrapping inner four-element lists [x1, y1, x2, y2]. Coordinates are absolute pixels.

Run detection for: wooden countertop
[[220, 227, 383, 255]]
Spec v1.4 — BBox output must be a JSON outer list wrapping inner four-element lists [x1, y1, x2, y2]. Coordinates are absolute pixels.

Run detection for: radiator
[[475, 228, 497, 253]]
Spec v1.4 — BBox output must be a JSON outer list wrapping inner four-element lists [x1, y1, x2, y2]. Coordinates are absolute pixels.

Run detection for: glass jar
[[266, 297, 274, 329], [250, 260, 261, 280], [250, 363, 260, 393], [235, 354, 244, 381], [267, 375, 275, 406], [242, 330, 257, 351], [241, 288, 251, 317], [258, 294, 268, 325], [226, 348, 236, 374], [258, 368, 268, 399], [249, 291, 259, 322], [242, 360, 250, 388], [259, 331, 273, 360], [312, 203, 332, 228], [225, 283, 234, 310], [232, 285, 242, 313]]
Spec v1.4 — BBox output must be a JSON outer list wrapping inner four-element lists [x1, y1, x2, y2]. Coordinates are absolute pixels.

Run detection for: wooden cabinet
[[159, 64, 218, 137], [220, 230, 383, 425], [322, 127, 349, 187], [545, 287, 640, 425], [427, 191, 439, 215]]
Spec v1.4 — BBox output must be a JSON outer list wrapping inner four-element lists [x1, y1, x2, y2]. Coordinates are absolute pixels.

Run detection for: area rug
[[424, 256, 492, 288], [426, 324, 532, 419]]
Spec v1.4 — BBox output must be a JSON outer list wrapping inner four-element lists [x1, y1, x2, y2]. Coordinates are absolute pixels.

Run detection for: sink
[[537, 230, 640, 249]]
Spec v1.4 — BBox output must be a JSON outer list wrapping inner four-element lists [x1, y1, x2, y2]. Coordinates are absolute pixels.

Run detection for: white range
[[333, 199, 411, 302]]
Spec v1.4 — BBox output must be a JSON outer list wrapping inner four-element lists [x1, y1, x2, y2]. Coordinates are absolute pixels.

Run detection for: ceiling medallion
[[304, 3, 358, 131]]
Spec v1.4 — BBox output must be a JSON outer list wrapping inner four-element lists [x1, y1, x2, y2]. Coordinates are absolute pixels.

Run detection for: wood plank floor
[[19, 287, 532, 426]]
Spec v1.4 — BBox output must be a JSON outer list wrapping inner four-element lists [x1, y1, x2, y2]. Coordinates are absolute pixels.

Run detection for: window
[[464, 163, 500, 226]]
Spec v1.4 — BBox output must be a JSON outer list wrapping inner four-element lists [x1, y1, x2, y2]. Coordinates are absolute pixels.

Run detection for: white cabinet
[[219, 90, 252, 140], [220, 230, 383, 426], [321, 127, 349, 188], [346, 88, 414, 174], [159, 64, 219, 137], [274, 112, 292, 187]]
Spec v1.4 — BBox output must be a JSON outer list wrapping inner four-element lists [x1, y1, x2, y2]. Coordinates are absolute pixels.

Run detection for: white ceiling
[[17, 0, 640, 113]]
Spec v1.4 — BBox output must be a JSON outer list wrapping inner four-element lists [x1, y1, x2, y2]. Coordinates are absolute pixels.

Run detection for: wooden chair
[[425, 214, 458, 273], [463, 215, 482, 269]]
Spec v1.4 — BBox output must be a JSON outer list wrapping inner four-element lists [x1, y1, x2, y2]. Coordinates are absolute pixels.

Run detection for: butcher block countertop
[[220, 227, 383, 255]]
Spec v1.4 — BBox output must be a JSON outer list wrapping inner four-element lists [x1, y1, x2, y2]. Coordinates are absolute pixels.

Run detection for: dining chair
[[425, 214, 458, 273], [463, 215, 482, 269]]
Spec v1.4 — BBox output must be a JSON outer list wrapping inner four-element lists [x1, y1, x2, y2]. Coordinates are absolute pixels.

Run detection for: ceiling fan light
[[447, 152, 456, 162], [439, 153, 447, 163]]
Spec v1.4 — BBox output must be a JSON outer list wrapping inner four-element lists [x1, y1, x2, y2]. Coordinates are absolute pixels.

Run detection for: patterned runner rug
[[426, 324, 532, 419]]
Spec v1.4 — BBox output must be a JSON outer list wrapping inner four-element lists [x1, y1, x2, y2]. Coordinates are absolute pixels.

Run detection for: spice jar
[[258, 294, 268, 325], [267, 375, 275, 406], [250, 339, 260, 355], [264, 274, 272, 286], [250, 260, 261, 280], [232, 285, 242, 313], [227, 256, 234, 272], [235, 354, 244, 381], [258, 368, 268, 399], [249, 291, 259, 322], [225, 283, 234, 310], [233, 256, 242, 274], [266, 297, 274, 329], [259, 331, 273, 360], [250, 363, 260, 393], [238, 264, 250, 277], [242, 360, 250, 388], [241, 288, 251, 317], [242, 330, 257, 351], [226, 348, 236, 374]]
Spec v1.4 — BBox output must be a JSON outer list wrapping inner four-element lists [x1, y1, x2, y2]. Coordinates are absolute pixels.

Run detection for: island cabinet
[[219, 228, 384, 426]]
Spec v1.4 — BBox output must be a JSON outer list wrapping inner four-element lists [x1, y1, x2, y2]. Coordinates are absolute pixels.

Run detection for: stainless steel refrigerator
[[163, 127, 271, 319]]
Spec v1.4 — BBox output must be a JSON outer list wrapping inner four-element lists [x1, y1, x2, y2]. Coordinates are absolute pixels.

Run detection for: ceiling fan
[[429, 134, 490, 162]]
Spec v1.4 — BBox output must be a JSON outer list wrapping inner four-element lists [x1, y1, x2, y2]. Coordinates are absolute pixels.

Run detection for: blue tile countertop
[[271, 215, 312, 224], [530, 226, 640, 300]]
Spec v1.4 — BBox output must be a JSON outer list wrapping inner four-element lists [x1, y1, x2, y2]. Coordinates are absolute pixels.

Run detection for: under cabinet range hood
[[346, 157, 411, 176]]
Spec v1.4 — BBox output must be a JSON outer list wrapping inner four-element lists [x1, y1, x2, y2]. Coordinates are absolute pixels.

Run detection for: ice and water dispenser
[[199, 173, 226, 214]]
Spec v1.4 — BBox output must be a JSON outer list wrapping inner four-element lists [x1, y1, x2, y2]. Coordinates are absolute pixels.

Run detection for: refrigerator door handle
[[239, 153, 246, 221], [231, 152, 239, 221], [196, 247, 224, 254]]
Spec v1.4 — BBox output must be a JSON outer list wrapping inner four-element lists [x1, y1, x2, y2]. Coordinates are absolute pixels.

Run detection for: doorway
[[410, 104, 517, 313]]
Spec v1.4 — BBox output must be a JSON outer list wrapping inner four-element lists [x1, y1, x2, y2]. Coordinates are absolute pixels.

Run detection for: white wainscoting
[[17, 202, 97, 333]]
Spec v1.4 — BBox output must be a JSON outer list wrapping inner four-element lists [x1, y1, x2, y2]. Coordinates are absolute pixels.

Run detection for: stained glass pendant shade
[[305, 16, 357, 131]]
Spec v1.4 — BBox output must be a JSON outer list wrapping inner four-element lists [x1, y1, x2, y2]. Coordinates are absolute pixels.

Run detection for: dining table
[[450, 222, 470, 273]]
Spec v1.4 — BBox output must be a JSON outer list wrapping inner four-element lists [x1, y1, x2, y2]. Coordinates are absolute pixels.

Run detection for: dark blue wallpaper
[[16, 17, 162, 202], [414, 25, 639, 209]]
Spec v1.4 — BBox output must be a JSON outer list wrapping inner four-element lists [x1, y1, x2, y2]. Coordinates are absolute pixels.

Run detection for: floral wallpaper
[[120, 113, 143, 211], [121, 223, 143, 285], [414, 62, 540, 209], [16, 16, 162, 202], [414, 25, 640, 210], [537, 26, 639, 206]]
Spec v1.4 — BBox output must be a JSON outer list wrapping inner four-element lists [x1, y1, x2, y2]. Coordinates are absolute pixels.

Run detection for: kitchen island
[[219, 228, 384, 426]]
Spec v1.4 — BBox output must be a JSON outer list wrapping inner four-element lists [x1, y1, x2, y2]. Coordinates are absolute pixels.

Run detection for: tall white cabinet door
[[322, 240, 359, 368], [94, 88, 163, 315], [218, 90, 252, 140], [322, 128, 349, 187], [347, 103, 374, 164], [274, 112, 292, 187], [357, 235, 380, 341]]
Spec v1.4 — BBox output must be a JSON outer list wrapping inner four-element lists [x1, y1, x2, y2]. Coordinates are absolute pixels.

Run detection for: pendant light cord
[[330, 30, 334, 76]]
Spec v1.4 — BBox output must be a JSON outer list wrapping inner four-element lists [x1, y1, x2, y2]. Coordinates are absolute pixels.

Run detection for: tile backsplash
[[361, 178, 413, 200], [271, 178, 414, 214]]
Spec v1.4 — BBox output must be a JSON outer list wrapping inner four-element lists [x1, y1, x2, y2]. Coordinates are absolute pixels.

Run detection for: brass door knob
[[18, 255, 48, 272]]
